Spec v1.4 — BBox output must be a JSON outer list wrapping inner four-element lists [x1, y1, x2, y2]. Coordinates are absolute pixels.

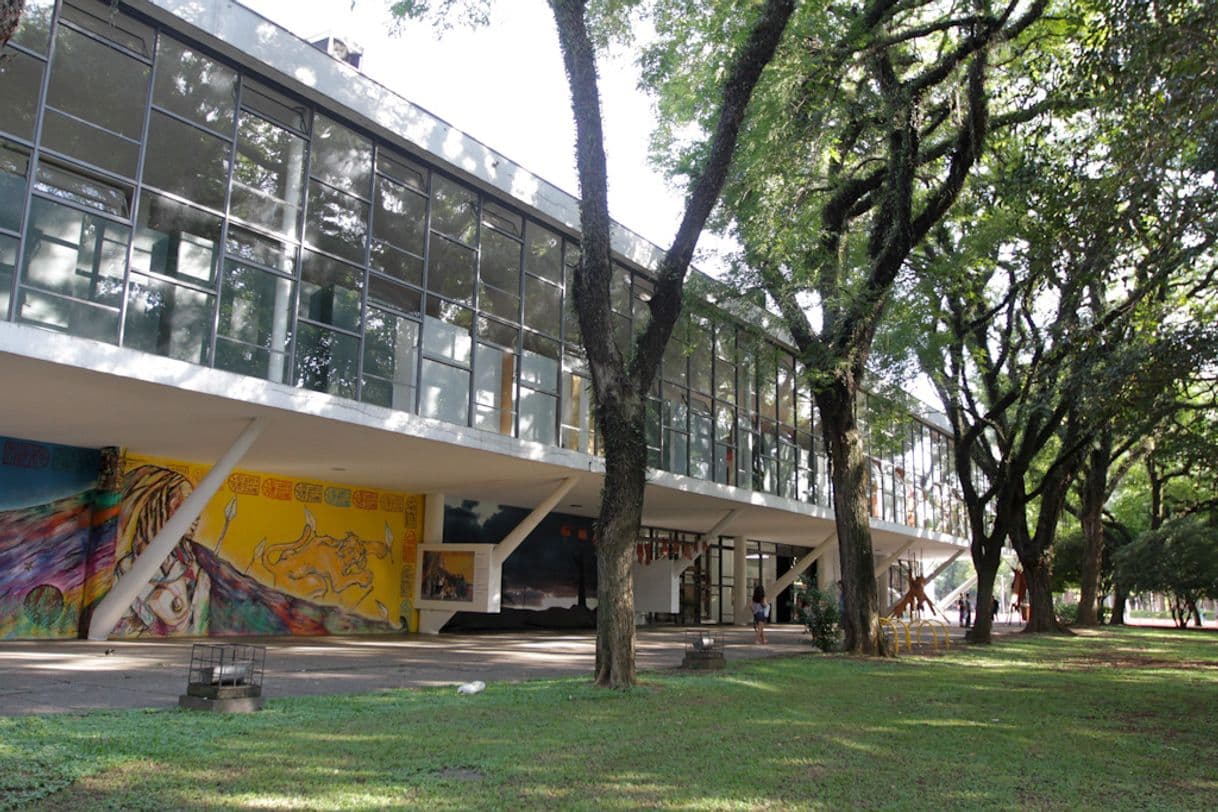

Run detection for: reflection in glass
[[216, 261, 293, 383], [519, 388, 557, 445], [41, 108, 140, 178], [123, 272, 214, 364], [10, 0, 54, 54], [420, 358, 469, 425], [21, 197, 128, 307], [0, 51, 44, 142], [131, 193, 221, 285], [525, 222, 561, 283], [143, 112, 230, 209], [18, 287, 118, 342], [430, 175, 477, 243], [0, 234, 16, 318], [363, 307, 419, 412], [428, 235, 474, 304], [299, 250, 362, 332], [231, 113, 306, 237], [422, 308, 472, 365], [305, 180, 368, 264], [46, 27, 150, 140], [373, 176, 426, 257], [311, 114, 372, 197], [295, 323, 359, 398], [153, 37, 237, 134], [523, 275, 560, 337], [474, 342, 516, 435], [0, 145, 29, 232], [34, 162, 133, 217]]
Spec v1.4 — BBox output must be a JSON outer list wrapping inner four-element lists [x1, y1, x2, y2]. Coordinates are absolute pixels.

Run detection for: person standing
[[963, 592, 973, 628], [957, 595, 966, 627], [751, 584, 770, 645]]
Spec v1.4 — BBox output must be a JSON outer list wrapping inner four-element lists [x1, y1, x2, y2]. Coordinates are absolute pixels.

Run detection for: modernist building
[[0, 0, 969, 642]]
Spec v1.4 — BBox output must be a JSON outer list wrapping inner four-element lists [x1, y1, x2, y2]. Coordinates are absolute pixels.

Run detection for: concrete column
[[87, 417, 267, 641], [732, 536, 748, 624], [418, 491, 454, 634]]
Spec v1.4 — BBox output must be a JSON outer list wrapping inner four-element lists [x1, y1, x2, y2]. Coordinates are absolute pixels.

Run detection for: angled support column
[[938, 573, 979, 613], [88, 417, 267, 641], [874, 539, 917, 576], [766, 531, 837, 599], [884, 548, 965, 615], [678, 509, 737, 575], [491, 477, 578, 568]]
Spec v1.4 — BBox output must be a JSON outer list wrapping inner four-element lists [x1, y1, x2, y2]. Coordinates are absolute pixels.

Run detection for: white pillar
[[87, 417, 266, 641], [732, 536, 748, 624], [418, 491, 454, 634], [766, 531, 836, 598]]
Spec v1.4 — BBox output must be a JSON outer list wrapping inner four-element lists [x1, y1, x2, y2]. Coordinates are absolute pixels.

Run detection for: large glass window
[[131, 193, 221, 286], [142, 111, 230, 211], [363, 303, 419, 412], [479, 228, 521, 322], [153, 36, 237, 135], [298, 249, 362, 332], [371, 175, 426, 287], [428, 236, 475, 305], [123, 271, 214, 363], [474, 321, 517, 436], [19, 197, 128, 341], [295, 322, 359, 398], [420, 301, 472, 424], [0, 51, 45, 142], [305, 179, 369, 264], [310, 114, 372, 198], [0, 144, 30, 233], [0, 234, 17, 318], [231, 112, 306, 237], [215, 260, 293, 383], [44, 26, 150, 177]]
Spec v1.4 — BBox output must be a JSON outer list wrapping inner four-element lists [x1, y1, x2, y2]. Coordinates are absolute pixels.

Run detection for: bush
[[798, 586, 841, 652], [1055, 600, 1079, 625]]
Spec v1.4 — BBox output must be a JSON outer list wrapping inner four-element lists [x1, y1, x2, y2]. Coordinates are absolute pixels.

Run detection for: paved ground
[[0, 624, 823, 716]]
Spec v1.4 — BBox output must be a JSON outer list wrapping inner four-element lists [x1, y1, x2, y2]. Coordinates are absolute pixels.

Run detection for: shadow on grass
[[3, 628, 1215, 810]]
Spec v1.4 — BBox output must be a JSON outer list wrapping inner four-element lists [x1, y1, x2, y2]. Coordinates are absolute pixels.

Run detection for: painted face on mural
[[114, 466, 209, 637]]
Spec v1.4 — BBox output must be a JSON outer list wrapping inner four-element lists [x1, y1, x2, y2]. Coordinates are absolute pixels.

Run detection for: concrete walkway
[[0, 625, 814, 716]]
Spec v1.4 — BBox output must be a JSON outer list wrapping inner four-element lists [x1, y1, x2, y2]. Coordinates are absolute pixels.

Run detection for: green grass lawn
[[2, 627, 1215, 810]]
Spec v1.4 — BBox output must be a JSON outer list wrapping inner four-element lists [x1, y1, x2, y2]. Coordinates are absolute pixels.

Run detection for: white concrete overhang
[[1, 322, 967, 561]]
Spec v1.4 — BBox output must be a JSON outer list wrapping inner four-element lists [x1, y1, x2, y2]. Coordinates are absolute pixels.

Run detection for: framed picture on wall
[[415, 543, 501, 612]]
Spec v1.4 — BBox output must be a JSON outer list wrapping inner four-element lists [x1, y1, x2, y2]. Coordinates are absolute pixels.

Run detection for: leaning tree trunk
[[591, 395, 648, 688], [817, 383, 886, 655]]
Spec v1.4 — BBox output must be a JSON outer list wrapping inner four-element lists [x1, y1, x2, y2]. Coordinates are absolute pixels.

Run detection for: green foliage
[[1114, 515, 1218, 624], [796, 585, 841, 652], [1054, 599, 1079, 625]]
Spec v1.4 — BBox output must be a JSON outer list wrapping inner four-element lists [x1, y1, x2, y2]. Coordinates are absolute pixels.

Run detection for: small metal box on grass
[[682, 630, 725, 670], [179, 643, 266, 712]]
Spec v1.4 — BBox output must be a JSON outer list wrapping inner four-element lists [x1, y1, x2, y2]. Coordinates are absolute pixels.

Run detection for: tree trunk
[[1110, 584, 1128, 625], [1019, 554, 1061, 633], [1077, 435, 1112, 626], [966, 544, 1002, 644], [818, 383, 886, 655], [592, 398, 647, 687]]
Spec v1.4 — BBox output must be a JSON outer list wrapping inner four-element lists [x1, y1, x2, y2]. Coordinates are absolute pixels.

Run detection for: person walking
[[751, 584, 770, 645]]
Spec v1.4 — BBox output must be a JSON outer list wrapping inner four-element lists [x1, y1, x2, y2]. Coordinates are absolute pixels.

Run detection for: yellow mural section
[[121, 454, 422, 633]]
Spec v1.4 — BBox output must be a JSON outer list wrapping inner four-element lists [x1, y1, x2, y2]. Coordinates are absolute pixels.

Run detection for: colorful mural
[[116, 454, 423, 637], [0, 434, 423, 640], [0, 437, 117, 640]]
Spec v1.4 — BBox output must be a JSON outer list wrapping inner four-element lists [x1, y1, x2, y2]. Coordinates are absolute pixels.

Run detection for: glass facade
[[0, 0, 965, 536]]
